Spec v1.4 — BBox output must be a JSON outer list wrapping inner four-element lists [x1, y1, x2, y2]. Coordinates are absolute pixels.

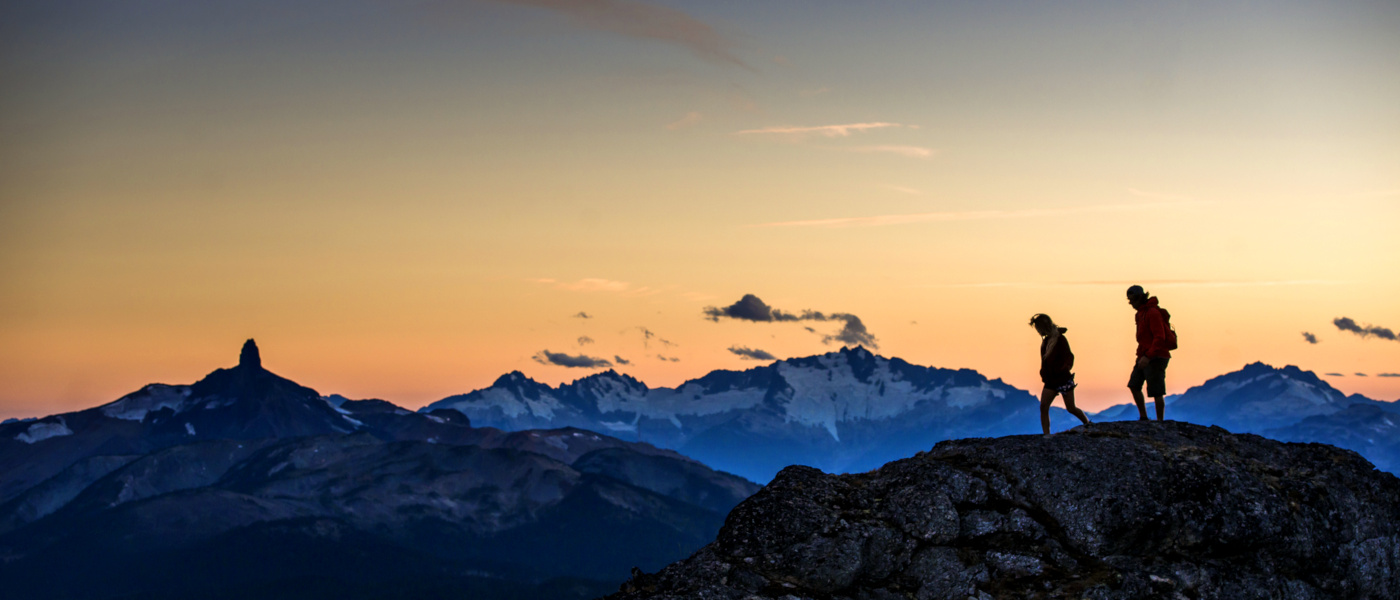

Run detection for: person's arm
[[1042, 335, 1059, 360]]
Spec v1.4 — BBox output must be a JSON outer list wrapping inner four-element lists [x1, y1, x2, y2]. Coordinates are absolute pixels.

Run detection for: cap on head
[[1126, 285, 1146, 299]]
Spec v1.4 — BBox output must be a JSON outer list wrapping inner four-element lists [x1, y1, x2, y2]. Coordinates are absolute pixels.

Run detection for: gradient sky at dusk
[[3, 0, 1398, 420]]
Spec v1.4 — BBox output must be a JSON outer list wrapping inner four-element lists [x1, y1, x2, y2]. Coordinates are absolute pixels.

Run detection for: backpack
[[1159, 307, 1179, 351]]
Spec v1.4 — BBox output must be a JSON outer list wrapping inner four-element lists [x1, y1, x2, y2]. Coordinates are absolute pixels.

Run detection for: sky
[[2, 0, 1398, 420]]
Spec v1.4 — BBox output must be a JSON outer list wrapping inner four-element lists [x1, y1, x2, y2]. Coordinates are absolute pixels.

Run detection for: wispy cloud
[[1379, 373, 1400, 378], [533, 350, 612, 369], [845, 145, 936, 159], [1334, 317, 1398, 342], [577, 336, 594, 346], [667, 111, 702, 130], [634, 327, 676, 349], [1356, 372, 1369, 377], [750, 201, 1197, 229], [531, 278, 660, 296], [1302, 332, 1318, 344], [917, 279, 1351, 289], [728, 346, 776, 361], [558, 278, 630, 292], [483, 0, 746, 67], [882, 185, 922, 195], [613, 355, 632, 365], [574, 311, 592, 319], [735, 122, 908, 138], [656, 354, 680, 362], [1325, 372, 1345, 377]]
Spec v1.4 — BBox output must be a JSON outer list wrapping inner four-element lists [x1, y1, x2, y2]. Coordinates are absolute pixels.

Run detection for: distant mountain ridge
[[0, 340, 759, 600], [424, 346, 1081, 482], [1091, 360, 1400, 472], [426, 352, 1400, 481]]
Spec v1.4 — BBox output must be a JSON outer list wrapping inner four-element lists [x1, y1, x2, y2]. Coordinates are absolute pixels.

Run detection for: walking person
[[1030, 314, 1091, 435], [1126, 285, 1172, 421]]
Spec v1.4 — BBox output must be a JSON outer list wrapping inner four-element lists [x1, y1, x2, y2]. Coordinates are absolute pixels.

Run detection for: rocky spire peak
[[240, 339, 261, 369]]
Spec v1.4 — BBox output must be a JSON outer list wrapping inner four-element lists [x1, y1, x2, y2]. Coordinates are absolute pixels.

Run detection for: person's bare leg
[[1062, 389, 1090, 426], [1040, 388, 1055, 435], [1131, 388, 1149, 420], [1154, 394, 1165, 421]]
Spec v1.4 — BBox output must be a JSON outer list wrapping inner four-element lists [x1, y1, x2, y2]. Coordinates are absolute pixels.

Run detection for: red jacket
[[1135, 297, 1172, 359]]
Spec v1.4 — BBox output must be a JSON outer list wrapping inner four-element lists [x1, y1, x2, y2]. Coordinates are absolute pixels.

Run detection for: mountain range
[[425, 350, 1400, 481], [0, 341, 758, 600], [1091, 361, 1400, 473], [424, 346, 1082, 483], [4, 341, 1397, 599]]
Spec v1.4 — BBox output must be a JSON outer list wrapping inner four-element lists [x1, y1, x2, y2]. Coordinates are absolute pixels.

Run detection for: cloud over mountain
[[532, 350, 613, 368], [703, 294, 879, 349], [819, 313, 878, 348], [1334, 317, 1398, 341], [703, 294, 800, 322], [727, 346, 776, 361]]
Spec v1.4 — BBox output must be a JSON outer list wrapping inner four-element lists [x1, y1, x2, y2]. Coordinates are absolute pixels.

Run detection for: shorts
[[1129, 357, 1170, 397], [1051, 376, 1077, 394]]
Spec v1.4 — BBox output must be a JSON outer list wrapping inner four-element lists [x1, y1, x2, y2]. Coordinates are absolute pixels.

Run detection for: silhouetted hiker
[[1030, 314, 1091, 435], [1126, 285, 1172, 421]]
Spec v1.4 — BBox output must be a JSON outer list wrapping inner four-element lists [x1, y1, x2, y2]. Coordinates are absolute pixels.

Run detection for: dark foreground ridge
[[609, 421, 1400, 600]]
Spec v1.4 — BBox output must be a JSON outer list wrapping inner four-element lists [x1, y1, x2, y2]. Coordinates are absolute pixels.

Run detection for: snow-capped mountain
[[424, 346, 1077, 482], [1090, 362, 1400, 474], [0, 340, 369, 503], [0, 341, 759, 600], [1131, 362, 1354, 434]]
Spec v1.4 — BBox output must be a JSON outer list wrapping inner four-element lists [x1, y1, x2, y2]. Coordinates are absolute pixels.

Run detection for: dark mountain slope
[[609, 421, 1400, 600], [0, 341, 761, 600]]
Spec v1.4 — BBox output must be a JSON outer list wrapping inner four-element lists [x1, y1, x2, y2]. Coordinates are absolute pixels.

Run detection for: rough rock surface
[[609, 421, 1400, 600]]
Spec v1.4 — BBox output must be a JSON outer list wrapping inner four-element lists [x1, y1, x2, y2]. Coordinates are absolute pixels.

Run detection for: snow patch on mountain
[[779, 357, 922, 421], [580, 373, 647, 414], [945, 383, 1003, 409], [600, 420, 637, 433], [1274, 375, 1335, 406], [650, 387, 763, 419], [16, 418, 72, 444], [479, 387, 563, 419], [101, 385, 193, 421]]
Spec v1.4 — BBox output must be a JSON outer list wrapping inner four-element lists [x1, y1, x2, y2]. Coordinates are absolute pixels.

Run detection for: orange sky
[[2, 1, 1398, 419]]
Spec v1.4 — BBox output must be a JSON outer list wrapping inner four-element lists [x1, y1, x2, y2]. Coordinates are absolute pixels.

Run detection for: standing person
[[1126, 285, 1171, 421], [1030, 314, 1091, 435]]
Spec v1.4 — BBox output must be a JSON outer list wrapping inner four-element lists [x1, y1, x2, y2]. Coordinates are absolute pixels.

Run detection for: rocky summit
[[609, 421, 1400, 600]]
